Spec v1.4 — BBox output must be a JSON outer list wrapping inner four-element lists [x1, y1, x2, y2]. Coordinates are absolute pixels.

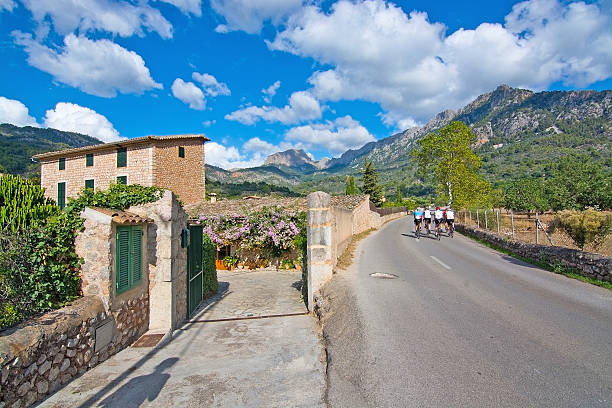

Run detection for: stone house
[[32, 134, 209, 206]]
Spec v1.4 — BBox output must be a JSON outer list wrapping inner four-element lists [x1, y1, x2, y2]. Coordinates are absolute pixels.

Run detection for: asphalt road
[[324, 217, 612, 408]]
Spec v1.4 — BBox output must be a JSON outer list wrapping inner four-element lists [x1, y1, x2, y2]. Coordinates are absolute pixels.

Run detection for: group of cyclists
[[413, 206, 455, 239]]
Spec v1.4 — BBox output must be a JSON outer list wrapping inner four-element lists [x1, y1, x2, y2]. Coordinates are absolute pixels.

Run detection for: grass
[[335, 229, 376, 271], [461, 230, 612, 290]]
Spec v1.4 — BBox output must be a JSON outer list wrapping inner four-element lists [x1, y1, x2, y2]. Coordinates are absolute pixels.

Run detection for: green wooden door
[[187, 225, 203, 316]]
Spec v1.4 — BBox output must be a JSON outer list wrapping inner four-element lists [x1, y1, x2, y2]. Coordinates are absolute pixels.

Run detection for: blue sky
[[1, 0, 611, 169]]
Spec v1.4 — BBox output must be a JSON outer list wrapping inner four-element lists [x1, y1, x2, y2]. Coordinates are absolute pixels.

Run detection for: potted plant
[[223, 255, 239, 271]]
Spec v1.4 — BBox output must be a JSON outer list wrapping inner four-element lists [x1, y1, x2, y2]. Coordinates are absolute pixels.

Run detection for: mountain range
[[2, 84, 611, 198], [207, 85, 611, 196]]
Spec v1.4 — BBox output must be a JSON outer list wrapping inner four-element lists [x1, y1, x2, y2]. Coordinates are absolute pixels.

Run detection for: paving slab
[[41, 269, 325, 408]]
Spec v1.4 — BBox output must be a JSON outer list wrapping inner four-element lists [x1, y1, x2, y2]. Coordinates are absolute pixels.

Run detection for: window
[[59, 158, 65, 170], [117, 148, 127, 167], [178, 146, 185, 158], [57, 182, 65, 209], [85, 179, 94, 190], [86, 153, 94, 167], [117, 176, 127, 185], [116, 225, 143, 294]]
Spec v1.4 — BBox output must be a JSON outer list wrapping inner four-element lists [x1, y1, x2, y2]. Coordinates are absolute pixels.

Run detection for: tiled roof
[[90, 207, 153, 224], [32, 134, 209, 160]]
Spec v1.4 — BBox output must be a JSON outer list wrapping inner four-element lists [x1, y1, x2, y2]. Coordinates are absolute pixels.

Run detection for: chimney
[[209, 192, 217, 203]]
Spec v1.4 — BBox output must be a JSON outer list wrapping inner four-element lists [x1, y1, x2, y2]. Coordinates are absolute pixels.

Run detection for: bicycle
[[415, 224, 421, 239], [448, 223, 454, 238]]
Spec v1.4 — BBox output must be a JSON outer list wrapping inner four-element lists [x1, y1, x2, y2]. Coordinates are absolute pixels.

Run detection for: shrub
[[0, 174, 58, 232], [202, 234, 218, 296], [549, 210, 612, 250]]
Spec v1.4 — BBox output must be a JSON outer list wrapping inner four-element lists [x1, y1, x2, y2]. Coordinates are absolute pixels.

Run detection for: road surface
[[323, 217, 612, 408]]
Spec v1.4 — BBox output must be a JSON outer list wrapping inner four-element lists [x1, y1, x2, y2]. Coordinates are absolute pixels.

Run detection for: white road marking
[[430, 255, 451, 270]]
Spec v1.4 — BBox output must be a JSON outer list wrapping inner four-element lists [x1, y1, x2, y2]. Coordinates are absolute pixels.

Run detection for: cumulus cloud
[[14, 32, 162, 98], [268, 0, 612, 126], [205, 141, 269, 169], [192, 72, 231, 97], [225, 91, 322, 125], [285, 115, 375, 156], [0, 0, 15, 11], [210, 0, 304, 34], [171, 78, 205, 110], [262, 80, 281, 103], [157, 0, 201, 16], [43, 102, 121, 142], [0, 96, 39, 127], [20, 0, 173, 38]]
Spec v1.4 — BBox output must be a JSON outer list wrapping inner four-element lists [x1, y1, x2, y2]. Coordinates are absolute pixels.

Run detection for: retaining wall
[[456, 224, 611, 281], [0, 295, 148, 408]]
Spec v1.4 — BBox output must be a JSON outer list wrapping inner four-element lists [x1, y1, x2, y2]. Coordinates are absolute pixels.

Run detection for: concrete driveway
[[41, 269, 326, 408]]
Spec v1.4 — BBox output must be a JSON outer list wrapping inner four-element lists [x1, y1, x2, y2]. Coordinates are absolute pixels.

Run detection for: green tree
[[345, 175, 357, 195], [395, 185, 403, 204], [411, 121, 490, 208], [503, 178, 549, 212], [549, 210, 612, 250], [360, 158, 383, 206], [544, 155, 612, 211]]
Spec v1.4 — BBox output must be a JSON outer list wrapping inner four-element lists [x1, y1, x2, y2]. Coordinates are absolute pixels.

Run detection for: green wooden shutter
[[85, 179, 94, 190], [117, 176, 127, 185], [59, 158, 65, 170], [132, 227, 143, 284], [116, 227, 130, 293], [178, 146, 185, 158], [57, 182, 65, 209], [86, 153, 94, 167], [117, 148, 127, 167]]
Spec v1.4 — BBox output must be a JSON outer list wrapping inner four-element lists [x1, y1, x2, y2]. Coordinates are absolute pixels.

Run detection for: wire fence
[[457, 209, 611, 256]]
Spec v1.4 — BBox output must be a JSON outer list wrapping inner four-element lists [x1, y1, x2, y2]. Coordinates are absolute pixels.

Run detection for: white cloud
[[269, 0, 612, 126], [192, 72, 231, 97], [21, 0, 173, 38], [14, 32, 163, 98], [262, 80, 281, 103], [156, 0, 201, 16], [43, 102, 122, 142], [0, 96, 39, 127], [202, 119, 216, 127], [285, 115, 375, 156], [205, 141, 268, 169], [225, 90, 322, 125], [0, 0, 15, 11], [210, 0, 304, 34], [171, 78, 205, 110]]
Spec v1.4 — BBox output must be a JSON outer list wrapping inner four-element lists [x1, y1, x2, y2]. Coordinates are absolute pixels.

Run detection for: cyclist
[[423, 207, 432, 234], [413, 207, 424, 236], [434, 206, 444, 237], [445, 207, 455, 235]]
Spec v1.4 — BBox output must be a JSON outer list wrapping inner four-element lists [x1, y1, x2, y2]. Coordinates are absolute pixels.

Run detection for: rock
[[10, 399, 22, 408], [47, 346, 59, 357], [83, 349, 92, 364], [52, 353, 64, 365], [66, 349, 76, 358], [16, 382, 31, 397], [59, 359, 70, 373], [66, 338, 78, 349], [75, 353, 83, 367], [1, 364, 10, 384], [36, 379, 48, 394], [36, 355, 46, 366], [60, 373, 72, 385], [24, 363, 37, 377], [38, 361, 51, 376], [47, 366, 59, 382], [48, 379, 61, 393], [24, 390, 38, 407]]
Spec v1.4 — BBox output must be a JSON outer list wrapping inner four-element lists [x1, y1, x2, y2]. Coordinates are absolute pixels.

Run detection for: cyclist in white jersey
[[423, 208, 432, 233], [434, 207, 444, 235], [445, 208, 455, 233]]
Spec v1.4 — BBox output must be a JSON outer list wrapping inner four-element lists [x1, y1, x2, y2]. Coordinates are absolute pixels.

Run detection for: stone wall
[[153, 139, 205, 205], [456, 224, 611, 281], [130, 190, 188, 330], [306, 192, 407, 310], [0, 295, 149, 408]]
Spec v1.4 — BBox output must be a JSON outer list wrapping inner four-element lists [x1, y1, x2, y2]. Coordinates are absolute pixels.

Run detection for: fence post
[[511, 210, 515, 240], [496, 210, 500, 234], [535, 211, 539, 245], [469, 210, 472, 225], [477, 210, 480, 228], [485, 210, 488, 230]]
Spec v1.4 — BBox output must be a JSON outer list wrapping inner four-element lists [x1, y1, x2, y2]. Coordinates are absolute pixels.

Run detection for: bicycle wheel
[[436, 228, 440, 240]]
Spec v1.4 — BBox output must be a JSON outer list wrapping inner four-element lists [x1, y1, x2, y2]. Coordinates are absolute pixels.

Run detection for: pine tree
[[345, 175, 357, 195], [360, 158, 383, 206], [395, 185, 403, 205]]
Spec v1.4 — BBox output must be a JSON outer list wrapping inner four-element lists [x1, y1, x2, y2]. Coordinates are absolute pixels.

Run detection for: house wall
[[153, 139, 206, 205], [39, 144, 154, 202]]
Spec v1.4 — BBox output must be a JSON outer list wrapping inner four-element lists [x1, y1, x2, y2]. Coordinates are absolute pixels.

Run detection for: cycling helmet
[[436, 206, 440, 210]]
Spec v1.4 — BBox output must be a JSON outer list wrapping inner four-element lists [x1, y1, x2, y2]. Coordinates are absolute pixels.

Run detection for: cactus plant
[[0, 174, 58, 232]]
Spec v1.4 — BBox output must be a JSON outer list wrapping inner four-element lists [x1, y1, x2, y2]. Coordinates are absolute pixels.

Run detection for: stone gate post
[[306, 192, 333, 311]]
